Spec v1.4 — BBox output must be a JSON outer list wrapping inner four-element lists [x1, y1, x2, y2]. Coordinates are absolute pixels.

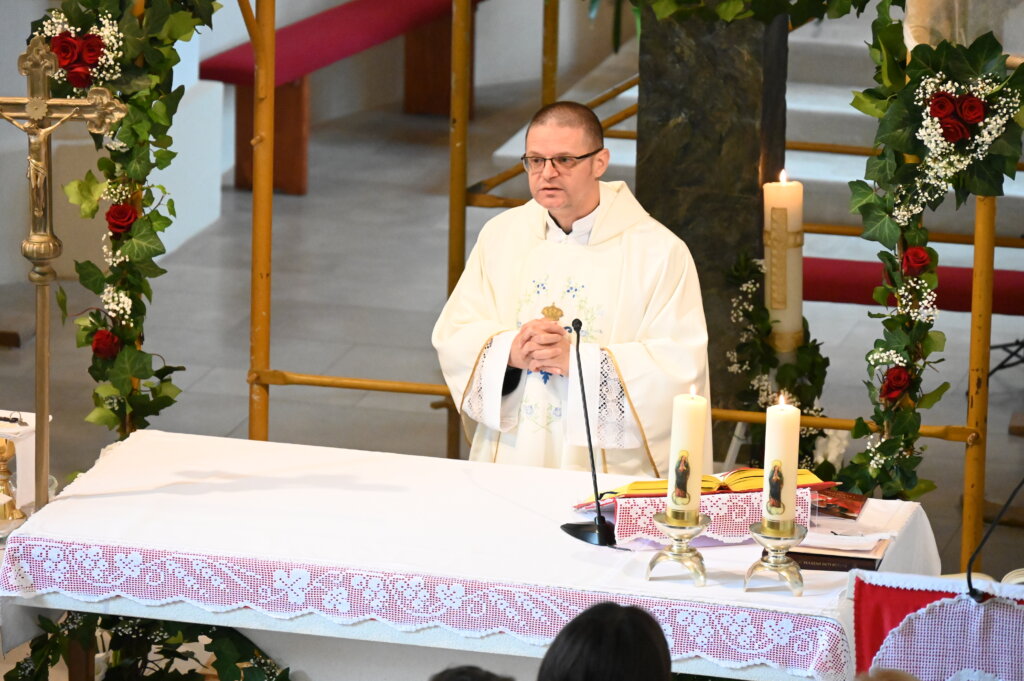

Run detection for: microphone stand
[[561, 318, 616, 547]]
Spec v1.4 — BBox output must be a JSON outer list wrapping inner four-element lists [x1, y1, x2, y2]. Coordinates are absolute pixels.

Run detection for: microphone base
[[561, 520, 616, 546]]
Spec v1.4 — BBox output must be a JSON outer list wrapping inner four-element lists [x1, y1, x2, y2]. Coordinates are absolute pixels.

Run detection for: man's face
[[524, 122, 609, 225]]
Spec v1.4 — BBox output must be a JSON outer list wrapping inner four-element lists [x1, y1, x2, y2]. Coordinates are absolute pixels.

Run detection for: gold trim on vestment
[[601, 347, 660, 478]]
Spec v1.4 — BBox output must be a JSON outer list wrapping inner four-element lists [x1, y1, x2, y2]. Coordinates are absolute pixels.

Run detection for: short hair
[[527, 101, 604, 149], [537, 603, 671, 681], [428, 665, 514, 681]]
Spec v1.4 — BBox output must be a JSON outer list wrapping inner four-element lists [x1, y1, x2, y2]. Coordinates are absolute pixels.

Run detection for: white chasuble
[[433, 181, 711, 478]]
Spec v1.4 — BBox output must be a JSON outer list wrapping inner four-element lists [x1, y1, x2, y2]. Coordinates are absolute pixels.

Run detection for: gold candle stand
[[744, 521, 807, 596], [645, 511, 710, 586]]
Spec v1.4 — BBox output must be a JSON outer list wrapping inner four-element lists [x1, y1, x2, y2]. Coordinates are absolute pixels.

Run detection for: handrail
[[805, 222, 1024, 248]]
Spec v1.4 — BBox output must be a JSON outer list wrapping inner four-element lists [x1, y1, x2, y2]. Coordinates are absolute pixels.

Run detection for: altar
[[0, 431, 939, 681]]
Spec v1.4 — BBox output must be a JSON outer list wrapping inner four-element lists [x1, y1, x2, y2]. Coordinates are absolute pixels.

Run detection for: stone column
[[637, 11, 787, 460]]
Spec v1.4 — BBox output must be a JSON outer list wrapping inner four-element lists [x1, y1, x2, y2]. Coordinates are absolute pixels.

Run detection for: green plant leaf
[[851, 416, 871, 439], [901, 477, 937, 500], [63, 170, 106, 219], [922, 329, 946, 356], [85, 406, 120, 429], [75, 260, 107, 295], [154, 149, 177, 170], [161, 11, 202, 41], [714, 0, 745, 21], [860, 204, 901, 249], [849, 180, 877, 213], [109, 346, 155, 395], [850, 90, 888, 118], [917, 381, 949, 409], [121, 221, 166, 261], [56, 286, 68, 324]]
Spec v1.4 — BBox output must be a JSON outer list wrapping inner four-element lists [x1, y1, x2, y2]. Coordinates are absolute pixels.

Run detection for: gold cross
[[0, 35, 127, 511], [0, 35, 126, 282]]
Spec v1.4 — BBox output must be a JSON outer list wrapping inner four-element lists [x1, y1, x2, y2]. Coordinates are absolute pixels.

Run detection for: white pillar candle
[[763, 171, 804, 363], [667, 388, 707, 520], [762, 396, 800, 532]]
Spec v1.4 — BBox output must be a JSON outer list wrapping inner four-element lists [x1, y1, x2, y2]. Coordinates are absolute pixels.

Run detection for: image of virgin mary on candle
[[672, 450, 690, 505], [766, 459, 785, 515]]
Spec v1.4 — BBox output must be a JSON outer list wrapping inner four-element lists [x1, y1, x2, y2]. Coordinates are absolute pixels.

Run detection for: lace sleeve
[[461, 331, 519, 431]]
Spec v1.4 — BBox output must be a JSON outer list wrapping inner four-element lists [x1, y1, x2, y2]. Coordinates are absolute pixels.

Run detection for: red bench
[[200, 0, 482, 194], [803, 257, 1024, 315]]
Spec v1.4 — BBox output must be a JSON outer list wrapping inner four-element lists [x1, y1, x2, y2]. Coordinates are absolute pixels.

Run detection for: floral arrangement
[[31, 0, 219, 439], [36, 10, 123, 90], [5, 611, 289, 681], [725, 253, 848, 477], [844, 0, 1024, 498]]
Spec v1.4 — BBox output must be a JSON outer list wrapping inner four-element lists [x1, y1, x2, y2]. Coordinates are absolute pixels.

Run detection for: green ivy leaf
[[95, 382, 121, 399], [714, 0, 745, 21], [149, 100, 171, 126], [872, 285, 890, 305], [75, 260, 107, 295], [121, 221, 166, 261], [860, 204, 901, 249], [154, 149, 177, 170], [850, 90, 888, 118], [56, 286, 68, 324], [917, 381, 950, 409], [922, 330, 946, 357], [889, 409, 921, 438], [85, 406, 120, 429], [901, 477, 937, 500], [849, 180, 878, 213], [160, 11, 202, 41], [851, 416, 871, 439], [63, 170, 106, 219], [109, 346, 155, 395], [154, 364, 186, 380]]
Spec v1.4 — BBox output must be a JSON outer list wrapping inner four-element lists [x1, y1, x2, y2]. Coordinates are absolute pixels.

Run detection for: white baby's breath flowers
[[896, 278, 938, 323], [100, 233, 129, 268], [101, 182, 131, 204], [101, 284, 132, 323], [867, 348, 907, 367]]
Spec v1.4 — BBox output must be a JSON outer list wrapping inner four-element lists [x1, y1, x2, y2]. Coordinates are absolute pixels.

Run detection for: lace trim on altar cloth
[[872, 594, 1024, 681], [595, 351, 628, 449], [0, 536, 851, 681], [612, 489, 812, 544], [462, 338, 492, 423]]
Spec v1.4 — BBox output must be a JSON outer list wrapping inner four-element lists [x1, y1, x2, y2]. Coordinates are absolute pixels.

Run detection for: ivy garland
[[627, 0, 874, 25], [5, 612, 289, 681], [844, 0, 1024, 498], [31, 0, 221, 439], [725, 253, 848, 477]]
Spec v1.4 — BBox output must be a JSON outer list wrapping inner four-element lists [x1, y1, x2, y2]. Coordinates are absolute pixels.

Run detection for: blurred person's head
[[537, 602, 671, 681], [429, 665, 514, 681], [855, 671, 922, 681]]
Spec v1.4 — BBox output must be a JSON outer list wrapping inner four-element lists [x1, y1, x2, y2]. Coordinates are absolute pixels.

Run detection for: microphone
[[561, 318, 616, 547], [966, 473, 1024, 601]]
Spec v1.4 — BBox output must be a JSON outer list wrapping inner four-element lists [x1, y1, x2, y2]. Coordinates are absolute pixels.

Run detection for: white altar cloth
[[0, 431, 939, 681]]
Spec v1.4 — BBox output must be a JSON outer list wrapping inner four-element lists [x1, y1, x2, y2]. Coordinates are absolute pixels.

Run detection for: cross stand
[[0, 36, 126, 511]]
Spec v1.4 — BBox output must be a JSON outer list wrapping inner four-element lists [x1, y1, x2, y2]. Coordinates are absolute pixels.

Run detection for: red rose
[[901, 246, 931, 276], [939, 116, 970, 143], [929, 92, 956, 119], [880, 366, 912, 402], [956, 94, 986, 125], [91, 329, 122, 360], [78, 34, 104, 67], [105, 203, 138, 234], [49, 32, 79, 68], [65, 64, 93, 89]]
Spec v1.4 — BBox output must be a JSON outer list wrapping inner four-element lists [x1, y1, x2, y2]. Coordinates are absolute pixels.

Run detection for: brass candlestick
[[645, 511, 710, 586], [744, 521, 807, 596]]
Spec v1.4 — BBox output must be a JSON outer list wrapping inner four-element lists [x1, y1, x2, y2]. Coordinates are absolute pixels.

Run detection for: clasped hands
[[508, 318, 571, 376]]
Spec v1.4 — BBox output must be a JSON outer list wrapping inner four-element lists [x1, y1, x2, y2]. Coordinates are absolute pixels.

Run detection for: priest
[[433, 101, 710, 477]]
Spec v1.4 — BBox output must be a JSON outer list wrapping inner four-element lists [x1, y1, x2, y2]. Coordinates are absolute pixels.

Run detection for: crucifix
[[0, 35, 126, 511]]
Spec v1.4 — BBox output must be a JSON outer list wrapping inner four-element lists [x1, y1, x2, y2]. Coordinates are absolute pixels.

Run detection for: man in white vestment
[[433, 102, 710, 478]]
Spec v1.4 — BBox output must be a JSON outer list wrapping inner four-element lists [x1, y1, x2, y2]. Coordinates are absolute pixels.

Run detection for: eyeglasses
[[520, 148, 603, 173]]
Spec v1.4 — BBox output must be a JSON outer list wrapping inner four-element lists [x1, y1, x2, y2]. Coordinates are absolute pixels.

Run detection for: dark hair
[[537, 602, 671, 681], [527, 101, 604, 149], [429, 665, 514, 681]]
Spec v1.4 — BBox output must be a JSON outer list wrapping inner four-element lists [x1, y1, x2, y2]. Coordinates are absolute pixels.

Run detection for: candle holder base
[[744, 522, 807, 596], [645, 512, 710, 585]]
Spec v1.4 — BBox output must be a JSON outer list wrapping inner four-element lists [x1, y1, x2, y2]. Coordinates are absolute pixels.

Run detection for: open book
[[585, 468, 835, 503]]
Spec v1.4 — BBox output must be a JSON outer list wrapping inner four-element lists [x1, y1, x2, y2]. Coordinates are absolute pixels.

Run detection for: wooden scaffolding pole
[[542, 0, 559, 105], [242, 0, 275, 440], [962, 195, 996, 569]]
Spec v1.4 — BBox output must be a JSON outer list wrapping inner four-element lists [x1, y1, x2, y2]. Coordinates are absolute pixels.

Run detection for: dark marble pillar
[[637, 11, 787, 459]]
